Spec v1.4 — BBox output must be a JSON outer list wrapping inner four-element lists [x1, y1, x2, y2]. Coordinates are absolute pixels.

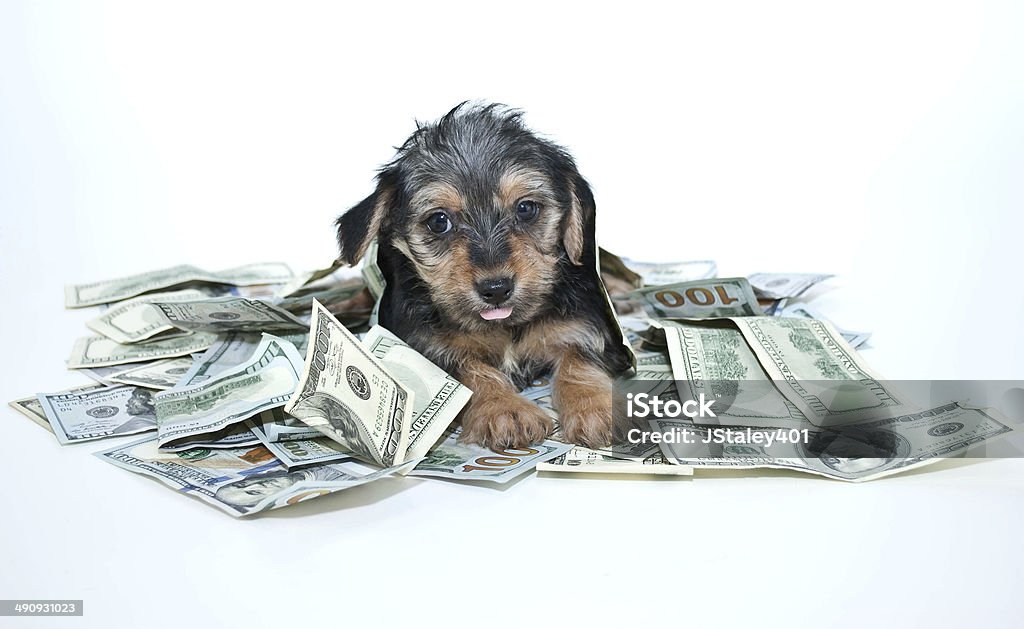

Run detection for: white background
[[1, 1, 1022, 627]]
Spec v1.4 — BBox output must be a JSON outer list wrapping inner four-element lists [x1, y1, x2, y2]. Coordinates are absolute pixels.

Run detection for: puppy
[[336, 103, 632, 449]]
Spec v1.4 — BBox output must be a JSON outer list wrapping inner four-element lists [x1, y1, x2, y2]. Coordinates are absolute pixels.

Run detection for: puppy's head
[[337, 102, 596, 329]]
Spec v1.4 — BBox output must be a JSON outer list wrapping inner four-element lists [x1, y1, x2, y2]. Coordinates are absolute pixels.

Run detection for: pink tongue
[[480, 306, 513, 321]]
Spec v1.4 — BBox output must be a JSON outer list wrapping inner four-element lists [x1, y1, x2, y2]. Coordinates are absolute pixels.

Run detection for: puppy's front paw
[[557, 387, 613, 449], [459, 393, 553, 450], [553, 350, 615, 449]]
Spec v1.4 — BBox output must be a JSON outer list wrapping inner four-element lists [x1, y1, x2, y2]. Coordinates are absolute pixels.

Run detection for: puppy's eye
[[516, 199, 540, 222], [424, 211, 453, 235]]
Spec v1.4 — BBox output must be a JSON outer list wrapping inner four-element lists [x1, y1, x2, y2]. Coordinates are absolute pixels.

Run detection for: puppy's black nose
[[475, 277, 514, 306]]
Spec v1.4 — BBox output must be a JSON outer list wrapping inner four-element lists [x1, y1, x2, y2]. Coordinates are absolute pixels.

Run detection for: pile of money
[[12, 260, 572, 516], [601, 261, 1015, 481], [8, 252, 1016, 517]]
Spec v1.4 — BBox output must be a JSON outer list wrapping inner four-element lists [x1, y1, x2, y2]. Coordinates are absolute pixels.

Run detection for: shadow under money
[[403, 468, 538, 493], [259, 462, 547, 518], [257, 475, 425, 519], [684, 456, 990, 482], [537, 470, 692, 482]]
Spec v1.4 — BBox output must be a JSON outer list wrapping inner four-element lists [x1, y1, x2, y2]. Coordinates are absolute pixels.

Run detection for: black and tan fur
[[336, 103, 631, 449]]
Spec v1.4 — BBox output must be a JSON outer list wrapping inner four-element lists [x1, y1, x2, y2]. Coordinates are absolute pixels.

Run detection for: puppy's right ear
[[336, 170, 399, 265]]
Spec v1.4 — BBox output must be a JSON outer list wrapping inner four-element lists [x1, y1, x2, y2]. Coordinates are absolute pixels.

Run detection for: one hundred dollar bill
[[65, 262, 294, 308], [178, 333, 266, 384], [409, 428, 571, 483], [247, 407, 321, 442], [274, 282, 368, 316], [158, 423, 261, 452], [537, 446, 692, 476], [519, 376, 553, 401], [655, 320, 810, 428], [9, 383, 109, 434], [154, 334, 305, 449], [634, 347, 674, 380], [158, 337, 299, 451], [363, 325, 472, 462], [277, 259, 344, 298], [598, 248, 643, 289], [37, 384, 158, 444], [152, 297, 308, 334], [622, 278, 761, 319], [107, 357, 194, 390], [760, 298, 788, 316], [618, 313, 658, 347], [620, 258, 718, 285], [86, 289, 208, 344], [67, 332, 216, 369], [95, 436, 412, 517], [779, 303, 871, 348], [249, 419, 352, 469], [178, 332, 309, 386], [651, 402, 1015, 481], [360, 240, 386, 300], [285, 301, 413, 467], [249, 407, 324, 442], [9, 396, 56, 433], [729, 316, 915, 425], [74, 363, 140, 385], [361, 241, 386, 327], [515, 378, 561, 422], [748, 272, 833, 299]]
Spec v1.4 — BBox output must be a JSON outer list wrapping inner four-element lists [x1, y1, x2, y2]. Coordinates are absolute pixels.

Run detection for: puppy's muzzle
[[475, 276, 514, 306]]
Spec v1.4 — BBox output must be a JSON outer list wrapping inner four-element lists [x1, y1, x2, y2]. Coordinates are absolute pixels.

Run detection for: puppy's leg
[[553, 348, 613, 448], [457, 361, 553, 449]]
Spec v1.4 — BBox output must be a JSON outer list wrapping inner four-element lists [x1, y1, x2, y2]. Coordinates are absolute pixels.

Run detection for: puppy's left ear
[[563, 173, 596, 266], [336, 169, 399, 265]]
